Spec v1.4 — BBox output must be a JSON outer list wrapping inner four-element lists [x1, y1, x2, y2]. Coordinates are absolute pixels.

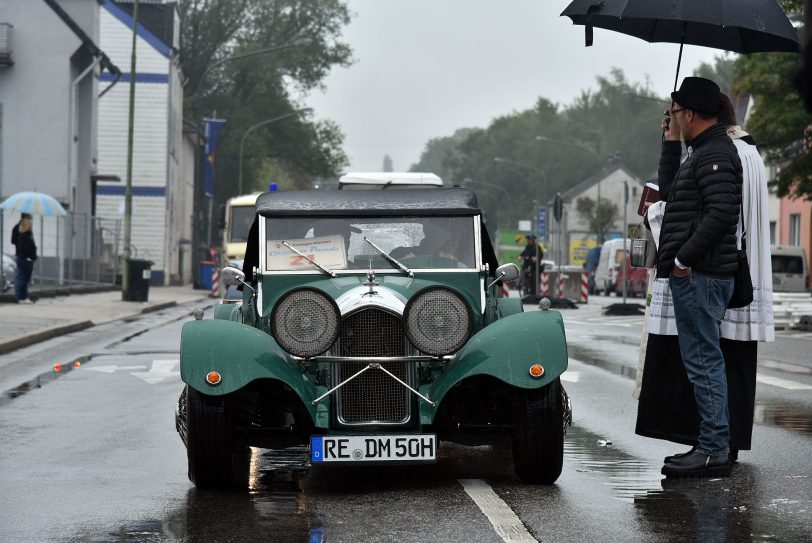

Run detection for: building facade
[[548, 162, 643, 266], [96, 0, 184, 285]]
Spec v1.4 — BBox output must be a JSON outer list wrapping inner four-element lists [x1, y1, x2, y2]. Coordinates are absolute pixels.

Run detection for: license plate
[[310, 434, 436, 463]]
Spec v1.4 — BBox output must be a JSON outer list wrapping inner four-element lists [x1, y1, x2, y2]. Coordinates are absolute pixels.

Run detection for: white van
[[771, 245, 809, 293], [594, 238, 631, 295]]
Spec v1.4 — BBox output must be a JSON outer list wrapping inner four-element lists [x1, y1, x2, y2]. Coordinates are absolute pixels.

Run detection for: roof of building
[[555, 161, 642, 204], [256, 188, 480, 217]]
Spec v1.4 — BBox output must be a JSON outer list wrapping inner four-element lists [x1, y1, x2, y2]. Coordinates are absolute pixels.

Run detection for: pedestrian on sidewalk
[[635, 94, 774, 466], [11, 213, 37, 304], [640, 77, 742, 478]]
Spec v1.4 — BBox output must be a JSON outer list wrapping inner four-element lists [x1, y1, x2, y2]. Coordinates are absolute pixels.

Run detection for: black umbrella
[[561, 0, 800, 90]]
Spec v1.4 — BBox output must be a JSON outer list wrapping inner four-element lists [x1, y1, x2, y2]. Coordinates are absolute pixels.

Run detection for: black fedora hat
[[671, 77, 721, 116]]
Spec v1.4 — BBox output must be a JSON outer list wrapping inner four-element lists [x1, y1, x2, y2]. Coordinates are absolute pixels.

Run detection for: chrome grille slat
[[336, 309, 412, 424]]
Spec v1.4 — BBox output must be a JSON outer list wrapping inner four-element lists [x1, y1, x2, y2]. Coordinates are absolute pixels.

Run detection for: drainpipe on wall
[[67, 56, 100, 211]]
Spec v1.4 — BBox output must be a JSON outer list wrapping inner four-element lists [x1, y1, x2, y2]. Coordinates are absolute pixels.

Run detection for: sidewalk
[[0, 285, 212, 355]]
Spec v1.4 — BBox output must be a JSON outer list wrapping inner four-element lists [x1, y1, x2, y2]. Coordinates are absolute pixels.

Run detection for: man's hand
[[662, 109, 682, 142], [673, 263, 692, 278]]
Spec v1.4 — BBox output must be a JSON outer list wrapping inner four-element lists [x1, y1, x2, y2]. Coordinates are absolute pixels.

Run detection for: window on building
[[769, 221, 776, 245], [789, 214, 801, 246]]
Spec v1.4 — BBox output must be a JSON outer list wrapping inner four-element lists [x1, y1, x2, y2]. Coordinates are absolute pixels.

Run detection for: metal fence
[[0, 209, 123, 295]]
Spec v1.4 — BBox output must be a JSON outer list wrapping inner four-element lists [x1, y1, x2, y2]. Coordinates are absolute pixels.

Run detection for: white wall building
[[96, 0, 185, 285], [548, 162, 643, 266]]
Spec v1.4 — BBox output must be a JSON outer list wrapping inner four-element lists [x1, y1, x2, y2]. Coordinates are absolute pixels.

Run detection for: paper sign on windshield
[[266, 235, 347, 271]]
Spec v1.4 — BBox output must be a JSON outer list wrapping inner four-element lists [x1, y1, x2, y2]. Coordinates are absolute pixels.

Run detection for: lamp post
[[185, 38, 313, 91], [238, 108, 312, 194]]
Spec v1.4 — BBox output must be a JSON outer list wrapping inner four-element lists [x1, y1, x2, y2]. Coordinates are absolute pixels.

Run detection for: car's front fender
[[180, 320, 324, 425], [420, 309, 567, 424]]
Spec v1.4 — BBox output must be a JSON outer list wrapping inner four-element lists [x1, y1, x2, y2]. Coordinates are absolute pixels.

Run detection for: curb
[[0, 321, 95, 356], [140, 301, 178, 314]]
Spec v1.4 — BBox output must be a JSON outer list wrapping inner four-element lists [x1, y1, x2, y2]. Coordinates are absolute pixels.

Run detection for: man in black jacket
[[11, 213, 37, 304], [656, 77, 742, 478]]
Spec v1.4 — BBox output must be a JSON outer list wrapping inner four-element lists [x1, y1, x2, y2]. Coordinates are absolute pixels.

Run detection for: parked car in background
[[614, 255, 647, 297], [176, 188, 572, 489], [583, 246, 601, 294], [594, 238, 630, 295], [2, 253, 15, 293], [771, 245, 809, 292]]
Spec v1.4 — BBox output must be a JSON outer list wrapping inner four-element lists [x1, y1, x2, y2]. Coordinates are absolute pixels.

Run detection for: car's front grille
[[335, 309, 412, 424]]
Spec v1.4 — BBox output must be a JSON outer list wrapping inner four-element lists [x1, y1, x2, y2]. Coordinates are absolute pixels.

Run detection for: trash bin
[[122, 258, 153, 302]]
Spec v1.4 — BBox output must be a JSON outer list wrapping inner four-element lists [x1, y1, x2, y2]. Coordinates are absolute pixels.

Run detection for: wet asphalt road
[[0, 297, 810, 542]]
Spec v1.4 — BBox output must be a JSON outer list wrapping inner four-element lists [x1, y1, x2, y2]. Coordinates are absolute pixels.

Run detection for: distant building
[[548, 161, 643, 266], [95, 0, 185, 285], [0, 0, 120, 279]]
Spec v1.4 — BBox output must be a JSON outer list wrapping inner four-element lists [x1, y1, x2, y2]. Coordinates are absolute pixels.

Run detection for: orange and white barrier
[[211, 266, 220, 298], [540, 272, 549, 296]]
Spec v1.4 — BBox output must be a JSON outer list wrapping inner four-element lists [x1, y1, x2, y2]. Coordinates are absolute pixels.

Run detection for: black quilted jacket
[[655, 123, 742, 279]]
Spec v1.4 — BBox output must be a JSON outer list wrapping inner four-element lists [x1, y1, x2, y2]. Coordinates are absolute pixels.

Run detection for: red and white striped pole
[[211, 266, 220, 297], [540, 272, 549, 296], [558, 273, 566, 298], [580, 271, 589, 303]]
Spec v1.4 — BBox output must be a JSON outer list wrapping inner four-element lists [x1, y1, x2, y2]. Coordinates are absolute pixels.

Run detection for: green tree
[[694, 55, 737, 94], [180, 0, 353, 200], [732, 0, 811, 198], [575, 196, 619, 244]]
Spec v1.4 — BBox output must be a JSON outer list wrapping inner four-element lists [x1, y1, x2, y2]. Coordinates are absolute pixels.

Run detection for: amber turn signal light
[[205, 371, 222, 386], [529, 364, 544, 378]]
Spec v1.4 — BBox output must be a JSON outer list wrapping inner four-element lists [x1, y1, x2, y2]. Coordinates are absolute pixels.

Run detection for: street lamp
[[238, 108, 313, 194], [186, 38, 313, 90]]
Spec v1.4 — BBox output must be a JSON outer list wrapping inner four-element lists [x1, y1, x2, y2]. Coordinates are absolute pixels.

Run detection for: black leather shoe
[[661, 452, 732, 478], [664, 447, 696, 464], [729, 449, 739, 464]]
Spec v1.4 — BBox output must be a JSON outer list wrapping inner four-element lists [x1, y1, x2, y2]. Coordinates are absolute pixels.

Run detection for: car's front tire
[[512, 378, 564, 484], [185, 385, 249, 489]]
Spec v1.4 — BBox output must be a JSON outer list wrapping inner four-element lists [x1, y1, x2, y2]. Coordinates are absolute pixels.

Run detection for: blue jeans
[[15, 256, 34, 301], [669, 271, 734, 456]]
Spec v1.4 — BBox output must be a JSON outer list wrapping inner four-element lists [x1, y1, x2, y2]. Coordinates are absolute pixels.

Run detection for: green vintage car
[[176, 188, 571, 488]]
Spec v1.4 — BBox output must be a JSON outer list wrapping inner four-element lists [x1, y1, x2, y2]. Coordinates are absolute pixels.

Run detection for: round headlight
[[405, 287, 472, 356], [271, 288, 340, 358]]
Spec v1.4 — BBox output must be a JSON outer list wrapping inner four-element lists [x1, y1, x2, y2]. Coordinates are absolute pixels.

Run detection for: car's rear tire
[[512, 378, 564, 484], [185, 385, 249, 489]]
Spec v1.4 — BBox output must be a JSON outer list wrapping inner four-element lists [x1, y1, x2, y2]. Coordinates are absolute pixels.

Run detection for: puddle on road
[[0, 354, 94, 408], [568, 345, 812, 439], [71, 447, 322, 543]]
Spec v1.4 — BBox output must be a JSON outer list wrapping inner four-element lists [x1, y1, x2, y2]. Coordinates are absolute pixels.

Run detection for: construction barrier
[[580, 271, 589, 303], [542, 266, 588, 302]]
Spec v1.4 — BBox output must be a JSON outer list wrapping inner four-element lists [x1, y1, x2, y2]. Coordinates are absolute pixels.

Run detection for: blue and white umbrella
[[0, 191, 67, 216]]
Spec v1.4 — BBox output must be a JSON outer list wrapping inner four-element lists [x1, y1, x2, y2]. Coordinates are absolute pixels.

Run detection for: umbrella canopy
[[562, 0, 799, 53], [562, 0, 800, 88], [0, 191, 67, 216]]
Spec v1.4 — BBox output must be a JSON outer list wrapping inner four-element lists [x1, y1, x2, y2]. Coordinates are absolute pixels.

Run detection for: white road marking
[[561, 372, 580, 383], [84, 365, 146, 374], [132, 359, 180, 384], [458, 479, 537, 543], [756, 374, 812, 391]]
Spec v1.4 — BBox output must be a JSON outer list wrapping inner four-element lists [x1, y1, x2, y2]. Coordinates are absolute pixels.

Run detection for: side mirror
[[221, 266, 245, 287], [487, 263, 520, 290], [495, 263, 520, 282]]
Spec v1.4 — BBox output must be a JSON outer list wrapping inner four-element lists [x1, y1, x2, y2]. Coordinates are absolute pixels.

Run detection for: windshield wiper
[[363, 237, 414, 278], [282, 241, 336, 277]]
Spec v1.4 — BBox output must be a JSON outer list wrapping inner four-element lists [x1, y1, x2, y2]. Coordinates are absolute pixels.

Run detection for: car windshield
[[264, 216, 476, 272], [229, 206, 255, 243]]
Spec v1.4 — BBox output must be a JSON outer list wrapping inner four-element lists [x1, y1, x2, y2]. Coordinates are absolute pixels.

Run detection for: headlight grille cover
[[405, 287, 472, 356], [271, 288, 340, 358]]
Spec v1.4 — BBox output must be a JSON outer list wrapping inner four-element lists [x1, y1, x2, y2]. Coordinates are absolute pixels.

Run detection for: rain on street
[[1, 298, 810, 543]]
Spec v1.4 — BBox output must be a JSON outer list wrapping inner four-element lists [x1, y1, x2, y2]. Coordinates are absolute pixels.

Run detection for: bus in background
[[223, 193, 261, 261]]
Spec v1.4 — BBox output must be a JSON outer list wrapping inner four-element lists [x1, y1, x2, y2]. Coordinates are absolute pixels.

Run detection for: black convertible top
[[256, 188, 480, 217]]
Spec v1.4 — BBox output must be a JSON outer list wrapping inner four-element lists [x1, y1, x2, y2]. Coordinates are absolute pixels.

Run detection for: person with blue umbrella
[[10, 212, 37, 304]]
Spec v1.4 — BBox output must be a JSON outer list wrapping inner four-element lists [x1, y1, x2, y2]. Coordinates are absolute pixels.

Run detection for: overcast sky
[[305, 0, 721, 172]]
